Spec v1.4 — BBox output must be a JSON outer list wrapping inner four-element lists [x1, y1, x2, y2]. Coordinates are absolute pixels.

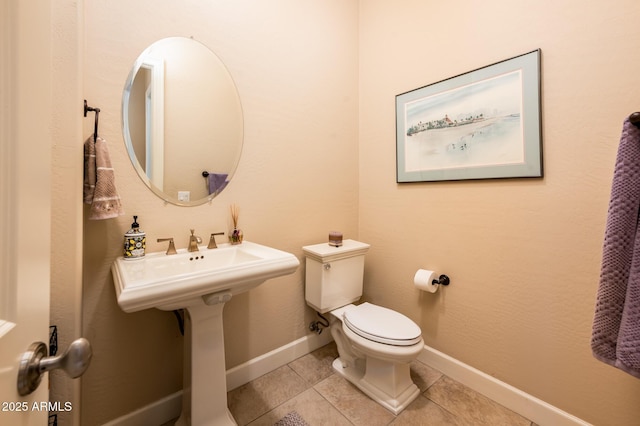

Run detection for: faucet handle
[[208, 232, 225, 249], [157, 238, 177, 255]]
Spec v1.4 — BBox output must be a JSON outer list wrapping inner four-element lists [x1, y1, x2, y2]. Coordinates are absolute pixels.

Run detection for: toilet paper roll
[[414, 269, 439, 293]]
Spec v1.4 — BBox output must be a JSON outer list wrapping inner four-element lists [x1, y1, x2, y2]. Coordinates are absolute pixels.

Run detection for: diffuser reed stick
[[230, 204, 243, 244], [230, 204, 239, 228]]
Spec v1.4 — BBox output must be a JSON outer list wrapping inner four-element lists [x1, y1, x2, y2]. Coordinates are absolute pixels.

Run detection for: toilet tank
[[303, 239, 370, 313]]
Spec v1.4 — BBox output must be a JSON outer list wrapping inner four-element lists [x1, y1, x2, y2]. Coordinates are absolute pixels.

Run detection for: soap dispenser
[[124, 216, 146, 260]]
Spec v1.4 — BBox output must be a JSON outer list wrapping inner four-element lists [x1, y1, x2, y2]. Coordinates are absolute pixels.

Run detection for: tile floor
[[220, 342, 537, 426]]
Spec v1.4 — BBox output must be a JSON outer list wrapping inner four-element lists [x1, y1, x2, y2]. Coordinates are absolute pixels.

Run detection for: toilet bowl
[[328, 303, 423, 414], [303, 239, 424, 414]]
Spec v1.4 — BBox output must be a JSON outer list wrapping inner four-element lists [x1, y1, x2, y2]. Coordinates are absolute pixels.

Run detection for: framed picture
[[396, 49, 542, 183]]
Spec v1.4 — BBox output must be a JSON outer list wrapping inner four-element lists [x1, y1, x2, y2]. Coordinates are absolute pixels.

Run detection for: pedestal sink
[[111, 241, 300, 425]]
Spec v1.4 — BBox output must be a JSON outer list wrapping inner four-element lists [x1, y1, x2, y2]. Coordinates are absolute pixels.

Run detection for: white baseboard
[[226, 331, 333, 391], [102, 332, 333, 426], [418, 344, 592, 426], [101, 391, 182, 426]]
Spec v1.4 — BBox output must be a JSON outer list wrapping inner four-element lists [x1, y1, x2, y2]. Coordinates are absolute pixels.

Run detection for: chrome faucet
[[188, 229, 202, 252]]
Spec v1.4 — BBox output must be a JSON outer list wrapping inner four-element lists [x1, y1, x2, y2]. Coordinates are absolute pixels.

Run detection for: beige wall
[[50, 0, 640, 425], [80, 1, 359, 424], [358, 1, 640, 426]]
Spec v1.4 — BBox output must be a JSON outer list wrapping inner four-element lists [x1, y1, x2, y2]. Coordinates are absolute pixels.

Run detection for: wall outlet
[[178, 191, 190, 202]]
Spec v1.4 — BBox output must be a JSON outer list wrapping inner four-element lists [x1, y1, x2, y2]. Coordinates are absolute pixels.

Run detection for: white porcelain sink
[[112, 241, 300, 312], [111, 241, 299, 425]]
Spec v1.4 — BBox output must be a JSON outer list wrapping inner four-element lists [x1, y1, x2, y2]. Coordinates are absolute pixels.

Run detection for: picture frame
[[396, 49, 542, 183]]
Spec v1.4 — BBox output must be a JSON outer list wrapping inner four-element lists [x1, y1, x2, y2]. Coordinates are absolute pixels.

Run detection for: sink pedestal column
[[175, 300, 237, 426]]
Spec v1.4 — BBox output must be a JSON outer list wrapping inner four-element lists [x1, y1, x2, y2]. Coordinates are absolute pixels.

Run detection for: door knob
[[17, 338, 92, 396]]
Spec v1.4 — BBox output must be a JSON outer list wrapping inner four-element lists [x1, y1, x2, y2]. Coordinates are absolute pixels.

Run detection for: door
[[0, 1, 53, 424]]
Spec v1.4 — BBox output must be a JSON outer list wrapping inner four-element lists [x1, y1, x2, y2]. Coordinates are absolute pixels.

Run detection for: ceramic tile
[[409, 360, 443, 392], [288, 341, 339, 385], [247, 388, 352, 426], [314, 373, 395, 426], [227, 365, 310, 425], [424, 376, 530, 426], [390, 395, 463, 426]]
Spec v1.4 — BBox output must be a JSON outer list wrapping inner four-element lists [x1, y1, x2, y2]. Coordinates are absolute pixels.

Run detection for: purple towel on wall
[[207, 173, 228, 195], [592, 118, 640, 379]]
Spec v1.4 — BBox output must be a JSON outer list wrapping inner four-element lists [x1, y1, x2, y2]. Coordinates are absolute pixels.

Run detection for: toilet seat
[[343, 303, 422, 346]]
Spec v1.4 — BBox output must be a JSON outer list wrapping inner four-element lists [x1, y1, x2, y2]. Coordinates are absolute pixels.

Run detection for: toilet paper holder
[[432, 274, 450, 286], [414, 269, 450, 293]]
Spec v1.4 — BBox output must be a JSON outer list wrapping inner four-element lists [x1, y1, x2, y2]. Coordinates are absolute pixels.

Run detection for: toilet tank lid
[[302, 239, 370, 263]]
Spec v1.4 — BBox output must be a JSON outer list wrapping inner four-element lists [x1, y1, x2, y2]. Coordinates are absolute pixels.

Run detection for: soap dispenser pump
[[124, 216, 146, 260]]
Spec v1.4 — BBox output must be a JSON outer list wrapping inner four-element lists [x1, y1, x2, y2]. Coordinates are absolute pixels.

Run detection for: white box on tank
[[303, 239, 370, 313]]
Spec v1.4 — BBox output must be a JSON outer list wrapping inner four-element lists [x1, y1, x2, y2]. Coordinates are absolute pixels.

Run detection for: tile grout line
[[285, 352, 357, 425], [311, 375, 357, 426]]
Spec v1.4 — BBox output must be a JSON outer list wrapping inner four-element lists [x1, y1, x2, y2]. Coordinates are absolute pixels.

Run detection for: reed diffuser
[[229, 203, 243, 244]]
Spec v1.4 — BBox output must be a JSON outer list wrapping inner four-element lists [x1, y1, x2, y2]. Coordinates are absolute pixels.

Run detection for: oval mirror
[[122, 37, 243, 206]]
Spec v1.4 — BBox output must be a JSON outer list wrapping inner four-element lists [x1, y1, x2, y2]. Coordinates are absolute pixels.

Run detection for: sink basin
[[112, 241, 300, 312]]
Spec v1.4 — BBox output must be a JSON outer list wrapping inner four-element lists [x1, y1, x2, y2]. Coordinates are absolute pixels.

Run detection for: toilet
[[303, 239, 423, 415]]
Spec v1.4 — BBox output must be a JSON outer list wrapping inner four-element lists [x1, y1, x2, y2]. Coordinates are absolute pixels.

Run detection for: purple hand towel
[[592, 118, 640, 378], [207, 173, 228, 195]]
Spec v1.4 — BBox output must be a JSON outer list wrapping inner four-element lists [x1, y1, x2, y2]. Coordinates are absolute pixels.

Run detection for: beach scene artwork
[[402, 70, 524, 173]]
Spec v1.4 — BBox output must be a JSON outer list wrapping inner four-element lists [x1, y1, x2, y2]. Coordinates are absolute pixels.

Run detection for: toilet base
[[332, 357, 420, 415]]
